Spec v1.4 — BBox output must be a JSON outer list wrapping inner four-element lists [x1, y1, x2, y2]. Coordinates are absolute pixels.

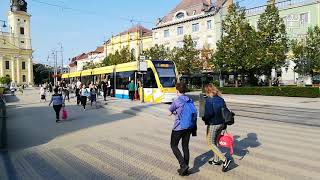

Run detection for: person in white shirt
[[76, 80, 82, 105]]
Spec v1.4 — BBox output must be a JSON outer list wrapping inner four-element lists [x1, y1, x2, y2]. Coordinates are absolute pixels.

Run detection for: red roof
[[118, 25, 152, 37], [71, 53, 88, 62]]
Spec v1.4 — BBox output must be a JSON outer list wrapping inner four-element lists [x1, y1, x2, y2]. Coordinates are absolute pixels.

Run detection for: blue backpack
[[179, 98, 198, 129]]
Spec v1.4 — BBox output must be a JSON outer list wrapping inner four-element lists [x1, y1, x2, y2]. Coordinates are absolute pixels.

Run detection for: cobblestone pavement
[[1, 88, 320, 180]]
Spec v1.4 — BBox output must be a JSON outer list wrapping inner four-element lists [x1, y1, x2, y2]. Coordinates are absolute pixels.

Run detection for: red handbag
[[218, 131, 234, 155]]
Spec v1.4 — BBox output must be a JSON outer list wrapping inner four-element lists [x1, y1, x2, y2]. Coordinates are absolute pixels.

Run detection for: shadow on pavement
[[191, 133, 260, 173]]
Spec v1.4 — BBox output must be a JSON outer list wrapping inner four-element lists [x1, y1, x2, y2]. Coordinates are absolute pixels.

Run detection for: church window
[[5, 61, 10, 69], [22, 62, 26, 70], [20, 27, 25, 35], [21, 41, 24, 44], [18, 19, 20, 21], [22, 75, 26, 82]]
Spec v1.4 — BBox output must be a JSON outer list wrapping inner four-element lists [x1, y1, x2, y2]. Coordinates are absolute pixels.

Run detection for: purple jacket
[[169, 95, 190, 131]]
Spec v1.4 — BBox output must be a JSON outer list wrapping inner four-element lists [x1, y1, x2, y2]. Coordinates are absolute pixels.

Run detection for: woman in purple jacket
[[169, 83, 191, 176]]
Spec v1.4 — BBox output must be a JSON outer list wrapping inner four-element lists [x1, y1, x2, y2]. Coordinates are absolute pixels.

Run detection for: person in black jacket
[[203, 83, 231, 172]]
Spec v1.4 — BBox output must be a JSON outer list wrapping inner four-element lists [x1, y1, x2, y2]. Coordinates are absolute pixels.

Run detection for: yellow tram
[[62, 60, 178, 103]]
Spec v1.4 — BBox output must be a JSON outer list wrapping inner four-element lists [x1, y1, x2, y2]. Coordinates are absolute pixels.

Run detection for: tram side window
[[116, 71, 135, 89], [143, 69, 158, 88]]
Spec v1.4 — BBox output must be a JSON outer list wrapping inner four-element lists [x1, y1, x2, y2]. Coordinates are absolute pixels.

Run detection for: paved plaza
[[1, 88, 320, 180]]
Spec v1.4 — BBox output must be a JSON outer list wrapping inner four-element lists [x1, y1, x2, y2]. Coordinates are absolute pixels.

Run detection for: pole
[[60, 43, 64, 74], [141, 73, 144, 103], [219, 6, 224, 88]]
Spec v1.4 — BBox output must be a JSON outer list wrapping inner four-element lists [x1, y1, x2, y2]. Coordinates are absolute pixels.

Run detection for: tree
[[143, 44, 170, 60], [257, 2, 288, 86], [0, 76, 11, 86], [291, 26, 320, 77], [171, 35, 201, 76], [33, 64, 53, 85], [102, 46, 134, 66], [212, 3, 259, 87]]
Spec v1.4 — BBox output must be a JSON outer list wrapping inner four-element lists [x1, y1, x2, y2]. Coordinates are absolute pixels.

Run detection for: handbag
[[218, 130, 234, 155], [61, 107, 68, 120]]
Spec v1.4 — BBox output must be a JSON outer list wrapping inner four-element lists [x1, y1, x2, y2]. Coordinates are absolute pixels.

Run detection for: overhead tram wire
[[29, 0, 154, 25]]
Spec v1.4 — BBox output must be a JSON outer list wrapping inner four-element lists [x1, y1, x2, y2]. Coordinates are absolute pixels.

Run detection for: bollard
[[199, 93, 207, 118]]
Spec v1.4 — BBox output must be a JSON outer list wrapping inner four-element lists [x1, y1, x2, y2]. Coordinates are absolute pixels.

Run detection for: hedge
[[219, 87, 320, 98]]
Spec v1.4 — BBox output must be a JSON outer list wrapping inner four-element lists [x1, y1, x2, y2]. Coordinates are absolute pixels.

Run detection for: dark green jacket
[[128, 82, 135, 91]]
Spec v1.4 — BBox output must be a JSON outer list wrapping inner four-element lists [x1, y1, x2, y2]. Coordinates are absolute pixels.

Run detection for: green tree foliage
[[33, 64, 53, 85], [0, 76, 11, 85], [102, 46, 134, 66], [170, 35, 201, 76], [212, 3, 259, 87], [291, 26, 320, 76], [257, 2, 288, 85], [143, 44, 170, 60]]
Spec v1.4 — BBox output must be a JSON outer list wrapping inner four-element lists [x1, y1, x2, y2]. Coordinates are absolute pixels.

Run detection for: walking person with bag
[[169, 83, 197, 176], [49, 88, 64, 123], [202, 83, 232, 172]]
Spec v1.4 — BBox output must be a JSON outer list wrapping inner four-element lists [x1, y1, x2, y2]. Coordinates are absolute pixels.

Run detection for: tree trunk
[[234, 73, 238, 87]]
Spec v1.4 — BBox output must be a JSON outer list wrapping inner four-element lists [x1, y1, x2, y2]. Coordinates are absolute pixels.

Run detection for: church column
[[27, 57, 33, 85], [0, 55, 4, 77], [11, 57, 16, 82], [16, 57, 20, 84]]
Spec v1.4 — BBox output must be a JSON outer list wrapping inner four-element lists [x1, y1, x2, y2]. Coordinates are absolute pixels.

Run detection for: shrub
[[219, 87, 320, 98]]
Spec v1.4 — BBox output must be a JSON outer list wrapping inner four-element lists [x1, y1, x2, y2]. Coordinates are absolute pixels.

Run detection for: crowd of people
[[42, 79, 233, 175]]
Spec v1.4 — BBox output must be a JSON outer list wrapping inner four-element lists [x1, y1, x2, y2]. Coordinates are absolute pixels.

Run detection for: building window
[[18, 19, 20, 21], [154, 32, 159, 40], [20, 27, 25, 35], [164, 29, 170, 38], [22, 62, 26, 70], [177, 41, 184, 48], [22, 75, 26, 82], [193, 40, 198, 48], [5, 61, 9, 70], [300, 13, 309, 25], [207, 20, 212, 30], [176, 12, 185, 19], [177, 26, 184, 35], [21, 41, 24, 44], [193, 10, 196, 15], [192, 23, 199, 32]]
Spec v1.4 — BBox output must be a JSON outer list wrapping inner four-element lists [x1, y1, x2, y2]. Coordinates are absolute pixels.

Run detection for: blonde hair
[[205, 83, 222, 97]]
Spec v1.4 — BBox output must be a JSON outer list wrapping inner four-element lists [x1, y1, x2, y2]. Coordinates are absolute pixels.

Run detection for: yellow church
[[0, 0, 34, 86]]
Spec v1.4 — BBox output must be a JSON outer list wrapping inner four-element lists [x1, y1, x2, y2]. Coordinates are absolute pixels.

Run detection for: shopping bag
[[218, 131, 234, 155], [61, 108, 68, 120]]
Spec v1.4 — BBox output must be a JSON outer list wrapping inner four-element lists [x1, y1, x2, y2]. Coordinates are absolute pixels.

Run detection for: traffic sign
[[139, 56, 146, 61]]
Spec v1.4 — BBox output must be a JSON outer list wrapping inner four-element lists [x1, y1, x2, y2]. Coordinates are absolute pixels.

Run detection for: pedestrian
[[128, 80, 135, 101], [90, 85, 98, 107], [202, 83, 232, 172], [76, 79, 82, 105], [102, 80, 108, 101], [80, 84, 89, 111], [63, 84, 70, 102], [40, 85, 46, 102], [107, 79, 111, 96], [49, 88, 64, 123], [169, 83, 197, 176], [48, 83, 53, 93]]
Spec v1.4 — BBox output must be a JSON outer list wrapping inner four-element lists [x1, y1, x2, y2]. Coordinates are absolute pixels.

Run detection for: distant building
[[69, 46, 105, 72], [0, 0, 34, 85], [105, 25, 153, 59], [153, 0, 232, 50]]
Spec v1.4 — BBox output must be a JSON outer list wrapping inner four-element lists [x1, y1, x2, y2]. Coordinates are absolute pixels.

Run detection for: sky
[[0, 0, 267, 66]]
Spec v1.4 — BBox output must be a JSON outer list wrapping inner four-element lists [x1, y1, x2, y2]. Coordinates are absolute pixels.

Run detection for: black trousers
[[81, 96, 87, 109], [129, 91, 134, 100], [76, 88, 80, 105], [53, 105, 62, 120], [170, 129, 191, 168]]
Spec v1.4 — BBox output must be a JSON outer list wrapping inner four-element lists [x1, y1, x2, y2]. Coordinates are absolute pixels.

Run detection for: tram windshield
[[153, 61, 177, 88]]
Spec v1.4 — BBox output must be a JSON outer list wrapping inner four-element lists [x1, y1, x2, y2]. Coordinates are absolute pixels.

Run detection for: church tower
[[0, 0, 34, 85], [8, 0, 31, 50]]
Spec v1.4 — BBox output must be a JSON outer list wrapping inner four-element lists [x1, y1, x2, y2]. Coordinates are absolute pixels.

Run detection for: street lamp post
[[0, 20, 7, 28]]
